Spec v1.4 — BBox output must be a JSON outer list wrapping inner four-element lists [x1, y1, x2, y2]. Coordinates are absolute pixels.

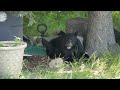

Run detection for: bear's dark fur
[[42, 31, 89, 62]]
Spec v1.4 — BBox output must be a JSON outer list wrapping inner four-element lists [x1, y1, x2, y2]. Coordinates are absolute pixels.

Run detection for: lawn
[[16, 52, 120, 79]]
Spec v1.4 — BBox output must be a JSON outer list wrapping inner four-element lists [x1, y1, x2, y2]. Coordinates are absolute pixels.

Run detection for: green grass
[[19, 61, 72, 79], [14, 52, 120, 79]]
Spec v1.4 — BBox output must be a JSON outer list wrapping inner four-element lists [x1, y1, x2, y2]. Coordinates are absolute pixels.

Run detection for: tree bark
[[85, 11, 116, 57]]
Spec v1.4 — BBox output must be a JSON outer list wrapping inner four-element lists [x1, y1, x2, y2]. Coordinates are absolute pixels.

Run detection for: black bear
[[42, 31, 89, 62], [42, 37, 61, 59]]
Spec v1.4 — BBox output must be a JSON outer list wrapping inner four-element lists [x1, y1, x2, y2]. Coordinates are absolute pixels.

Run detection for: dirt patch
[[23, 56, 51, 71], [22, 56, 72, 72]]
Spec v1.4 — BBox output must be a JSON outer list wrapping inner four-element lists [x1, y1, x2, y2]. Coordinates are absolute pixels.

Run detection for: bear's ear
[[74, 31, 78, 36], [42, 38, 49, 47], [58, 31, 65, 36]]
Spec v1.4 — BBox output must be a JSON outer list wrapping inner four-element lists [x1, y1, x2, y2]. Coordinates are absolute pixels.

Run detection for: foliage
[[0, 36, 22, 47], [112, 11, 120, 30], [0, 44, 4, 47], [22, 11, 120, 37], [8, 11, 120, 36], [7, 11, 120, 36], [8, 11, 36, 27], [19, 11, 36, 27], [23, 11, 88, 36], [13, 36, 23, 46]]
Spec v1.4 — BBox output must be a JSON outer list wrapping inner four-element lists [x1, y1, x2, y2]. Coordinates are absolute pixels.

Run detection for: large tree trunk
[[85, 11, 116, 57]]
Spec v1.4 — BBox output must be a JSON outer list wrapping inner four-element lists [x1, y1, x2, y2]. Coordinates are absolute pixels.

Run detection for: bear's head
[[58, 31, 78, 50]]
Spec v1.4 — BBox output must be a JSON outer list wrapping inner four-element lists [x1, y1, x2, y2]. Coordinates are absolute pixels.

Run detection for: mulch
[[23, 55, 51, 71]]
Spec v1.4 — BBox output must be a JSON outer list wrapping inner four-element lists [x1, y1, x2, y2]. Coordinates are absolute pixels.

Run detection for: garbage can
[[0, 12, 23, 41]]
